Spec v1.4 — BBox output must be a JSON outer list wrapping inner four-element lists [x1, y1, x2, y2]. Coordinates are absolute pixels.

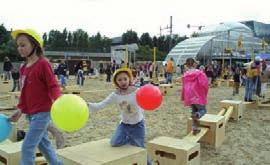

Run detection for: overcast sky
[[1, 0, 269, 38]]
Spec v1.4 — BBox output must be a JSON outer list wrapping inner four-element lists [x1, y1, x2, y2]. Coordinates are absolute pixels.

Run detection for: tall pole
[[153, 47, 157, 82], [160, 16, 173, 51], [125, 46, 128, 68], [227, 30, 232, 69], [169, 16, 173, 51]]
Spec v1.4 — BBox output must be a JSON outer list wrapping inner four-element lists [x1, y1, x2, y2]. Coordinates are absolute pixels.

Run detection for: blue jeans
[[11, 79, 20, 92], [191, 104, 207, 128], [76, 73, 85, 86], [111, 120, 151, 165], [59, 75, 66, 86], [4, 71, 11, 81], [245, 78, 254, 101], [21, 112, 63, 165], [166, 73, 173, 84]]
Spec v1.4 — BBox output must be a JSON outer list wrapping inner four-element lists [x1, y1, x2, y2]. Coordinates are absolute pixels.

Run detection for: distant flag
[[251, 49, 255, 60], [237, 34, 243, 49], [262, 38, 268, 50]]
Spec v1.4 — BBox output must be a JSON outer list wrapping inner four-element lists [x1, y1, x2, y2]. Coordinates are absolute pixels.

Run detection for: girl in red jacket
[[9, 29, 63, 165]]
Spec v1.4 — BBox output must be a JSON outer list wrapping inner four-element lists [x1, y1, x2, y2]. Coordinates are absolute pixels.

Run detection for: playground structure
[[147, 100, 243, 165]]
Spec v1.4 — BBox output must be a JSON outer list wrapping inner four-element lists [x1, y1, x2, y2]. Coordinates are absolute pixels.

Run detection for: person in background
[[253, 56, 262, 97], [56, 60, 67, 88], [3, 56, 13, 81], [139, 68, 145, 87], [244, 59, 257, 102], [232, 64, 241, 96], [166, 58, 174, 84], [105, 64, 112, 82], [148, 62, 153, 79], [176, 64, 181, 77], [261, 60, 270, 98], [11, 68, 20, 92]]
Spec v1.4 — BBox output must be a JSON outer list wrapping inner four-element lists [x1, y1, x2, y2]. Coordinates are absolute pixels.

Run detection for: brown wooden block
[[187, 114, 225, 148], [57, 139, 147, 165], [147, 136, 200, 165], [220, 100, 243, 121]]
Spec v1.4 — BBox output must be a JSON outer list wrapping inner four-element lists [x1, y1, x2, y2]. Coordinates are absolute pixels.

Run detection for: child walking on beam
[[182, 58, 209, 135]]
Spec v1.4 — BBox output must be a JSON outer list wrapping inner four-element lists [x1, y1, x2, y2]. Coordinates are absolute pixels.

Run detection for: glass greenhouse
[[166, 22, 269, 66]]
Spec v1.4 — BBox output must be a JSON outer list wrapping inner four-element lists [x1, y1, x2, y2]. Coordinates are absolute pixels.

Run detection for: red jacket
[[17, 57, 61, 114]]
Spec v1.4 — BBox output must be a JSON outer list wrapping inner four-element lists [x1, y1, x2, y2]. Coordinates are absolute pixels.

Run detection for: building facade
[[165, 22, 270, 66]]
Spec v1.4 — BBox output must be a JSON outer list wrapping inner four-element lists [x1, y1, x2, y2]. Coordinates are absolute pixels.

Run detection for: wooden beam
[[0, 140, 12, 145], [217, 108, 226, 116], [224, 106, 233, 125], [0, 105, 15, 111], [183, 127, 209, 143], [0, 95, 11, 100]]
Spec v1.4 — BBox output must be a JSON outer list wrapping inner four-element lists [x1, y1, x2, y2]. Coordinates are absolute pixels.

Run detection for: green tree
[[0, 40, 18, 60], [122, 30, 139, 44], [0, 24, 19, 61], [191, 32, 199, 37], [72, 29, 88, 51], [152, 36, 158, 47], [0, 24, 10, 45], [140, 33, 153, 47], [67, 32, 72, 47]]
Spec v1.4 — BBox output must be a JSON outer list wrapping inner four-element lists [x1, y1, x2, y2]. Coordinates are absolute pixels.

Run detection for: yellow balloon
[[51, 94, 89, 132]]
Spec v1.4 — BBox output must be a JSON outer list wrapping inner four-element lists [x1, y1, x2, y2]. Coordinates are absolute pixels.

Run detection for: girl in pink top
[[182, 58, 208, 134]]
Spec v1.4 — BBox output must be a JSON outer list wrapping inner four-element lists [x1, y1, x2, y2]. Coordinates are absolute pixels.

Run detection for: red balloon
[[136, 84, 163, 111]]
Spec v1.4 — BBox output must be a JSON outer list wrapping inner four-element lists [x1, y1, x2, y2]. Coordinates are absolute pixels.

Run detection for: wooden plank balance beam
[[182, 127, 209, 143], [217, 108, 226, 116], [223, 106, 233, 125], [148, 99, 244, 165], [57, 139, 147, 165], [220, 100, 243, 121], [148, 114, 225, 165]]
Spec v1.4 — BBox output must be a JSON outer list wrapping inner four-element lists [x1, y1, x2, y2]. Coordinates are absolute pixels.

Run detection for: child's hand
[[9, 110, 22, 122]]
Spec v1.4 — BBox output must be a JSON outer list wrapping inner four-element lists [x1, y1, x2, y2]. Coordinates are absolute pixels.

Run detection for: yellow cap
[[11, 29, 44, 47], [112, 68, 133, 87]]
